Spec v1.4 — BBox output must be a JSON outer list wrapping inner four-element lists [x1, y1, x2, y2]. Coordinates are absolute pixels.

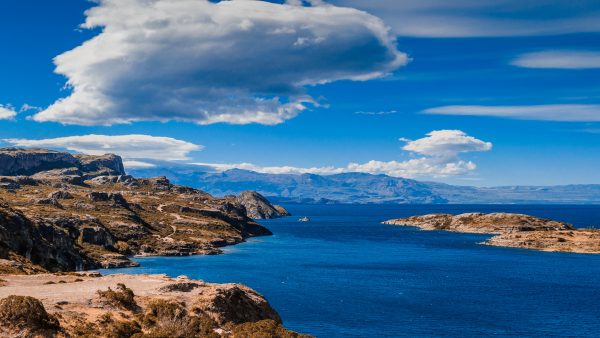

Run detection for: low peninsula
[[384, 213, 600, 254]]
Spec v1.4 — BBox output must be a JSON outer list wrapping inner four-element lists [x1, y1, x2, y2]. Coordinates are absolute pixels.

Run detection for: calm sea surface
[[101, 204, 600, 337]]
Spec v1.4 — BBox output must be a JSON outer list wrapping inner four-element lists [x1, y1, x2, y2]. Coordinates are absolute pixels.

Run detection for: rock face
[[0, 274, 309, 337], [385, 213, 600, 254], [74, 153, 125, 178], [0, 148, 125, 178], [0, 149, 273, 273], [235, 191, 291, 219]]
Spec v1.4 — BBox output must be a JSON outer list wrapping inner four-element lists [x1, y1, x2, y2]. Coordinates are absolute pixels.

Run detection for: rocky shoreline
[[384, 213, 600, 254], [0, 148, 303, 337]]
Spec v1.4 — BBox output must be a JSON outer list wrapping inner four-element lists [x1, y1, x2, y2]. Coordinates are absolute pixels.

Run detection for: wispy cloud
[[332, 0, 600, 38], [33, 0, 406, 126], [512, 51, 600, 69], [122, 160, 157, 169], [194, 130, 491, 179], [19, 104, 43, 113], [0, 105, 17, 120], [424, 104, 600, 122], [3, 134, 202, 161], [355, 110, 397, 115]]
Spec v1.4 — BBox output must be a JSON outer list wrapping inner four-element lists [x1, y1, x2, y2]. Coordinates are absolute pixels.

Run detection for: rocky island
[[0, 148, 303, 337], [384, 213, 600, 254]]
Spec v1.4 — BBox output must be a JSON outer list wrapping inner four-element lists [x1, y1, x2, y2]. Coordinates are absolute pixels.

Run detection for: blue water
[[101, 205, 600, 337]]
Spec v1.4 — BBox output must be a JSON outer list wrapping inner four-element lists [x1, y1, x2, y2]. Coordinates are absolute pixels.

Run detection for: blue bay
[[101, 204, 600, 337]]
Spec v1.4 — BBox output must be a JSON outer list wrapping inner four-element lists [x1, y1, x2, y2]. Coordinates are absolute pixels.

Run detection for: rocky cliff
[[0, 148, 125, 178], [234, 191, 291, 219], [384, 213, 600, 254]]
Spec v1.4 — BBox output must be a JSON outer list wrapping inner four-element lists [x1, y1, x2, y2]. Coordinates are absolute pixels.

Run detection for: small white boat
[[298, 216, 311, 222]]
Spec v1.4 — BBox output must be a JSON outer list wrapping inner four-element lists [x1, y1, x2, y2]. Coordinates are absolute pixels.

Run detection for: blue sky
[[0, 0, 599, 186]]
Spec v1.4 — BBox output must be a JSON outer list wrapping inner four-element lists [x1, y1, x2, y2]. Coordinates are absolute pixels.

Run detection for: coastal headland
[[0, 148, 302, 337]]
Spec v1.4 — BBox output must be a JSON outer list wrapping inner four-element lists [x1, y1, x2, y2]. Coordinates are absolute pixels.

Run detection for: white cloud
[[355, 110, 397, 115], [123, 160, 157, 169], [401, 130, 492, 157], [512, 51, 600, 69], [193, 162, 347, 175], [194, 130, 491, 178], [33, 0, 406, 126], [424, 104, 600, 122], [0, 105, 17, 120], [332, 0, 600, 37], [19, 104, 43, 113], [3, 134, 202, 161]]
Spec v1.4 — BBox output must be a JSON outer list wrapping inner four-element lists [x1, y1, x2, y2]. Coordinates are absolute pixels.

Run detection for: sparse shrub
[[0, 295, 60, 331], [96, 312, 142, 338], [137, 299, 219, 338], [97, 283, 138, 311], [115, 240, 131, 253], [159, 282, 200, 293], [136, 299, 218, 338], [230, 319, 313, 338]]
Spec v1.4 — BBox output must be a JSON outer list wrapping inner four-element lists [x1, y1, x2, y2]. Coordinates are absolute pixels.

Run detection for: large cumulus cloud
[[33, 0, 406, 126]]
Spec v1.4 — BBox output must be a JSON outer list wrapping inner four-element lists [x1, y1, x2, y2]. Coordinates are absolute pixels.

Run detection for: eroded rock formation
[[0, 148, 124, 177], [234, 191, 291, 219]]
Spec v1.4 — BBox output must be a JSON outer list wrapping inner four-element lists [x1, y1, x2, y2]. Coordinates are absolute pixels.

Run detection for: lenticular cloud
[[34, 0, 407, 126]]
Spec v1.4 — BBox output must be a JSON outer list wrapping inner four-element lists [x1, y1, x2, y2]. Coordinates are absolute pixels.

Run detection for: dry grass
[[97, 283, 138, 311], [0, 295, 60, 331], [139, 299, 219, 338], [229, 319, 313, 338]]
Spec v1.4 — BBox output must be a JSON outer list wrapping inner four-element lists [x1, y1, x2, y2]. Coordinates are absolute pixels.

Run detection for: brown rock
[[236, 191, 290, 219], [383, 213, 600, 254]]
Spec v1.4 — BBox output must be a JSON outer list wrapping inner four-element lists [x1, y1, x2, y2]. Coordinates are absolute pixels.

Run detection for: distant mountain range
[[129, 163, 600, 204]]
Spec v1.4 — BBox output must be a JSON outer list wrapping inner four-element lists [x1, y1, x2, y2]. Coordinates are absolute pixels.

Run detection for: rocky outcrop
[[274, 205, 291, 217], [384, 213, 600, 254], [0, 148, 80, 176], [235, 191, 291, 219], [0, 148, 125, 178], [0, 274, 309, 337], [74, 153, 125, 178]]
